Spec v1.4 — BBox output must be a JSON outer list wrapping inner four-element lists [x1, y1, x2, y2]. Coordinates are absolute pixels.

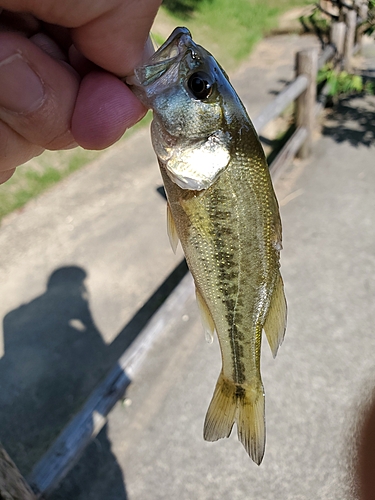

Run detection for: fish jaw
[[134, 28, 192, 86], [128, 28, 190, 104]]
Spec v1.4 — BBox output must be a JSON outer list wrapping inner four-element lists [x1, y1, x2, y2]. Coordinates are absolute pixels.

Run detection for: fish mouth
[[132, 27, 193, 87]]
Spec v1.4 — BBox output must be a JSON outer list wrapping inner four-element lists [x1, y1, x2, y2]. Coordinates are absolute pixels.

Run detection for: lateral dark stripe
[[211, 192, 246, 385]]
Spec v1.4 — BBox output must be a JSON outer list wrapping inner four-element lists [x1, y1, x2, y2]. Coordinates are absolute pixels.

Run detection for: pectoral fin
[[263, 273, 287, 358], [195, 288, 216, 344], [167, 202, 179, 253]]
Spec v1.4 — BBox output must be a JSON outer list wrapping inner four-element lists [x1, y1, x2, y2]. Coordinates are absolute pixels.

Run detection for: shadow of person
[[0, 266, 128, 499], [50, 423, 127, 500]]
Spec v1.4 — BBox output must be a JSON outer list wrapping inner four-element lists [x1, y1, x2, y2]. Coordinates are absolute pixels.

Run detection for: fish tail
[[203, 372, 265, 465], [236, 381, 265, 465]]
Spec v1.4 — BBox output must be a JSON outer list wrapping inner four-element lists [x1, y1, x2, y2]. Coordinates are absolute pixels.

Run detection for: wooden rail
[[1, 6, 366, 498], [252, 44, 334, 134], [253, 75, 309, 133], [0, 446, 36, 500], [253, 43, 335, 133]]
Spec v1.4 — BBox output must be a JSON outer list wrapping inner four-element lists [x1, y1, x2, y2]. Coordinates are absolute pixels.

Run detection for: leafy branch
[[318, 63, 375, 98]]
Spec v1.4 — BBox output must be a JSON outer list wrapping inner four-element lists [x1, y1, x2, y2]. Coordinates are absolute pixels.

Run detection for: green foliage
[[318, 63, 375, 98], [300, 1, 375, 39], [162, 0, 311, 69], [299, 7, 331, 37], [151, 32, 166, 48], [162, 0, 207, 18], [363, 0, 375, 35]]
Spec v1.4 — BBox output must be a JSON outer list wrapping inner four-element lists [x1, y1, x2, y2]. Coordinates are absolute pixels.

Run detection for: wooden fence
[[0, 6, 369, 499]]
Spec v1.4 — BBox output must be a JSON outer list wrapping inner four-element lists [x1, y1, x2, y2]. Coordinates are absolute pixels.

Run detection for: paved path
[[0, 34, 375, 499]]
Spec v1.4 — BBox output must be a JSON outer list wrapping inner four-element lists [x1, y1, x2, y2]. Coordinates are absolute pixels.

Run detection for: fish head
[[129, 27, 247, 190]]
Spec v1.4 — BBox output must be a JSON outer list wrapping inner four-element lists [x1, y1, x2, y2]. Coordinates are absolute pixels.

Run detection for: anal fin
[[167, 202, 179, 253], [264, 273, 287, 358], [195, 288, 216, 344]]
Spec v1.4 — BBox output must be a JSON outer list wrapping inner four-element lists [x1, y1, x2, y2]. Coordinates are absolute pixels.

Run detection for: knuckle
[[0, 121, 43, 169]]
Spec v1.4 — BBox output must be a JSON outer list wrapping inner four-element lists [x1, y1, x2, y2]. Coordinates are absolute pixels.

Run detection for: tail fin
[[203, 372, 265, 465]]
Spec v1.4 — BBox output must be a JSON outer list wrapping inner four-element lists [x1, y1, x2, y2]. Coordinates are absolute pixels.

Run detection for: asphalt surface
[[1, 34, 375, 499]]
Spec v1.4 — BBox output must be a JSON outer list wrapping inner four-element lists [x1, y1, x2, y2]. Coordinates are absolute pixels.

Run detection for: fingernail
[[0, 53, 44, 113]]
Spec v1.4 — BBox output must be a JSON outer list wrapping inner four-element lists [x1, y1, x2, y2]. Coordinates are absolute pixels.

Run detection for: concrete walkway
[[1, 34, 375, 499]]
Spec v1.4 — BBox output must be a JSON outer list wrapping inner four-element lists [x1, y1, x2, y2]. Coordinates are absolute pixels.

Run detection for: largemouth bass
[[129, 27, 287, 465]]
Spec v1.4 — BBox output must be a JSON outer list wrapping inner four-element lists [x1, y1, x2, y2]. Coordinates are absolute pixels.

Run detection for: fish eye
[[187, 71, 213, 100]]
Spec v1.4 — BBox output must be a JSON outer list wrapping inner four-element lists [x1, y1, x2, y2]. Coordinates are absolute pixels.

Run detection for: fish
[[129, 27, 287, 465]]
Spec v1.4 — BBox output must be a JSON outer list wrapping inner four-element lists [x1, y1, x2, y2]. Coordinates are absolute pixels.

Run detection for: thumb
[[0, 32, 79, 151]]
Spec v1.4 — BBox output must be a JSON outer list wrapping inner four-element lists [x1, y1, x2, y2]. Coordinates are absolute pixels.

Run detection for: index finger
[[0, 0, 161, 74]]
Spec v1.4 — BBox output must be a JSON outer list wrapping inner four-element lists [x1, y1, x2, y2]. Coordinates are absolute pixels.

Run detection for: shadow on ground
[[0, 262, 188, 498], [0, 266, 128, 498], [322, 91, 375, 148], [50, 424, 128, 500]]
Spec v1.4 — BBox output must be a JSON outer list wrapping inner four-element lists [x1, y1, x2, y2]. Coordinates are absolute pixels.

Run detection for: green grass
[[151, 31, 167, 48], [161, 0, 312, 69], [0, 148, 100, 221]]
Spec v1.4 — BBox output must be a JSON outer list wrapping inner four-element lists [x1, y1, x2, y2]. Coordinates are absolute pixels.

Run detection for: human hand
[[0, 0, 162, 184]]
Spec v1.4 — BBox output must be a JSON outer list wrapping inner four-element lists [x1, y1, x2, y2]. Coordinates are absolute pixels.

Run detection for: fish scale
[[130, 26, 287, 465]]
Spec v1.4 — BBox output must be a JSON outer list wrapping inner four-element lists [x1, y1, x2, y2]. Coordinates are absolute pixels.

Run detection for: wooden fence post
[[359, 1, 369, 20], [331, 21, 346, 62], [356, 1, 369, 47], [0, 443, 36, 500], [344, 9, 357, 71], [296, 48, 318, 159], [356, 0, 369, 21]]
